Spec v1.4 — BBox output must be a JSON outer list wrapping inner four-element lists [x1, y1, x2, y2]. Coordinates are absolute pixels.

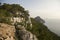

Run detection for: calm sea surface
[[45, 19, 60, 36]]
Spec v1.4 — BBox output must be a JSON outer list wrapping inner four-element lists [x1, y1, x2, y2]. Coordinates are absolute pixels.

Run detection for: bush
[[0, 18, 12, 25]]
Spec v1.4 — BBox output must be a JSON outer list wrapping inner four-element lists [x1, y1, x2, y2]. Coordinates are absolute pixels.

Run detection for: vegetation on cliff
[[30, 18, 60, 40], [0, 3, 29, 24], [0, 3, 60, 40]]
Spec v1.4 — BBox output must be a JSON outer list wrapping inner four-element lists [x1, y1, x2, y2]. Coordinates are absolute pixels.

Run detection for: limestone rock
[[0, 23, 15, 40], [15, 25, 38, 40]]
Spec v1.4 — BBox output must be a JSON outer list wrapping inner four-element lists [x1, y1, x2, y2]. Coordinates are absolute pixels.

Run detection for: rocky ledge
[[0, 23, 38, 40]]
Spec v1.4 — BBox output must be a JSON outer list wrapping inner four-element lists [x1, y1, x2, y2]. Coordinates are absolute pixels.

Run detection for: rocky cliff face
[[0, 23, 38, 40], [0, 3, 38, 40], [15, 25, 38, 40], [0, 23, 16, 40]]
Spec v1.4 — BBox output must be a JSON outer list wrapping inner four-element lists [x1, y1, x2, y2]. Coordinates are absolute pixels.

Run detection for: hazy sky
[[1, 0, 60, 19]]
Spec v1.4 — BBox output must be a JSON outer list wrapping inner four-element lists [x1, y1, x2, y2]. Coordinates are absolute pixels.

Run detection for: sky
[[0, 0, 60, 19]]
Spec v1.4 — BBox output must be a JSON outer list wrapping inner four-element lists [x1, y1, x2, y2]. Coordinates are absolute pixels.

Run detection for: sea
[[44, 19, 60, 36]]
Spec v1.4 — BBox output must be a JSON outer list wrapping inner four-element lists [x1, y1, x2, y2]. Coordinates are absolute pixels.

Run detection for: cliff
[[35, 16, 45, 23], [0, 3, 37, 40], [0, 3, 60, 40]]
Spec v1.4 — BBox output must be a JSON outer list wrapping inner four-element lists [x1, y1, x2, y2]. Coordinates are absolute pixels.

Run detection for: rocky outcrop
[[0, 23, 16, 40], [0, 23, 38, 40], [35, 16, 45, 23], [0, 10, 36, 40], [15, 25, 38, 40]]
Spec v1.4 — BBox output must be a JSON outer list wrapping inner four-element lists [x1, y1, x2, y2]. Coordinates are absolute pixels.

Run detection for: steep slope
[[0, 3, 37, 40], [15, 24, 38, 40], [30, 18, 60, 40], [0, 3, 60, 40]]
